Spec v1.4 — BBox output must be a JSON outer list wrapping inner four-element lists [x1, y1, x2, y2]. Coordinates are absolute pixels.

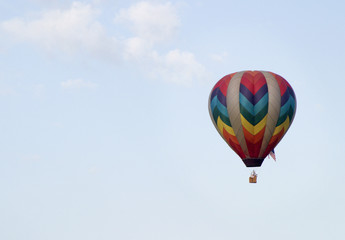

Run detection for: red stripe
[[212, 80, 222, 91], [270, 72, 287, 96], [240, 72, 255, 94], [242, 126, 266, 157], [219, 75, 232, 96], [240, 71, 267, 95], [223, 129, 246, 159], [253, 72, 266, 94], [263, 129, 285, 157]]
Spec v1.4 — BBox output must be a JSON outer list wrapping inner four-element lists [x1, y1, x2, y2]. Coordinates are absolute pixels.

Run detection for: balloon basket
[[249, 170, 257, 183], [249, 175, 257, 183]]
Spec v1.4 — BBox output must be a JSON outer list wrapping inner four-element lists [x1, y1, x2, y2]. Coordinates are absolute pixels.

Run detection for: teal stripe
[[239, 93, 255, 115], [279, 99, 291, 116], [211, 96, 218, 111], [239, 92, 268, 115], [276, 114, 288, 126], [288, 106, 295, 122], [254, 93, 268, 115], [240, 105, 255, 125], [211, 96, 229, 117], [280, 95, 296, 118], [240, 103, 268, 126], [212, 107, 231, 126], [290, 96, 296, 110], [277, 96, 294, 126]]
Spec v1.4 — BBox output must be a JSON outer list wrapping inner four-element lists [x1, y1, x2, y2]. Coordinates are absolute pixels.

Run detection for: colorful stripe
[[208, 70, 297, 166], [239, 71, 268, 157], [208, 73, 245, 159]]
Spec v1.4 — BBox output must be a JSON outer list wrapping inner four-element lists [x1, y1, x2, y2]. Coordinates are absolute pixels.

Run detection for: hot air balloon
[[208, 71, 296, 182]]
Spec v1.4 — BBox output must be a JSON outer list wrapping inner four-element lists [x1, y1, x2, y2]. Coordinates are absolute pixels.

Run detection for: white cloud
[[61, 78, 97, 89], [115, 1, 180, 44], [115, 2, 207, 85], [1, 2, 118, 59], [149, 49, 208, 85], [210, 52, 228, 62], [123, 36, 150, 59], [1, 1, 208, 86]]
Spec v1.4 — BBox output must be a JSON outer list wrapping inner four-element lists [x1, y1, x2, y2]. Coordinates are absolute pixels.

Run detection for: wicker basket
[[249, 175, 257, 183]]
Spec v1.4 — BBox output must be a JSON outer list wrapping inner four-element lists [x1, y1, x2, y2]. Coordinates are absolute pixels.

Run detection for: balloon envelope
[[208, 71, 296, 167]]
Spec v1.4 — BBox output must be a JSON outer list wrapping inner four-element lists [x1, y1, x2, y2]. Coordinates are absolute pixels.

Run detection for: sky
[[0, 0, 345, 239]]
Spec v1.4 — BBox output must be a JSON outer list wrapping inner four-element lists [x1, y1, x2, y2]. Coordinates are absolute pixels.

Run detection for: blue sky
[[0, 0, 344, 239]]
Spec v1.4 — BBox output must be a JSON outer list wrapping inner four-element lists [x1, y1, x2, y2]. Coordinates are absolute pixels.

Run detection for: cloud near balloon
[[0, 1, 207, 85]]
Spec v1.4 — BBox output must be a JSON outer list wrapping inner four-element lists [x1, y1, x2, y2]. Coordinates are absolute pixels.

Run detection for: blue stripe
[[280, 94, 296, 117], [239, 84, 253, 103], [239, 93, 255, 115], [281, 90, 289, 106], [290, 96, 296, 110], [280, 96, 293, 116], [211, 88, 227, 106], [210, 88, 218, 101], [211, 96, 218, 111], [288, 87, 296, 100], [254, 93, 268, 114], [239, 92, 268, 115], [217, 90, 227, 106], [254, 84, 268, 105], [211, 96, 229, 117], [240, 84, 268, 105]]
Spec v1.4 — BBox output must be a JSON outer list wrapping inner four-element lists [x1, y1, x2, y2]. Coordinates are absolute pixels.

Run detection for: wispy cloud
[[210, 52, 228, 62], [1, 1, 208, 86], [1, 2, 119, 59], [116, 2, 206, 85], [115, 1, 179, 44], [150, 49, 208, 85], [61, 78, 97, 89]]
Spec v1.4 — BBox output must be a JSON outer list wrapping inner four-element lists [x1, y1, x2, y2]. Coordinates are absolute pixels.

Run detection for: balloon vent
[[243, 158, 264, 167]]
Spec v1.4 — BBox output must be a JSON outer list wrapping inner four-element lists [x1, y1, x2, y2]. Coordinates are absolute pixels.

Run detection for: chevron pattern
[[209, 73, 246, 159], [262, 72, 297, 157], [239, 71, 269, 157], [209, 70, 296, 166]]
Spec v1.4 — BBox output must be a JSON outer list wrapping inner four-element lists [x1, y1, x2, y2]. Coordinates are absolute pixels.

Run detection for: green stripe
[[288, 106, 295, 123], [240, 105, 254, 125], [240, 103, 268, 125], [276, 112, 288, 126], [213, 107, 231, 126], [276, 106, 296, 127]]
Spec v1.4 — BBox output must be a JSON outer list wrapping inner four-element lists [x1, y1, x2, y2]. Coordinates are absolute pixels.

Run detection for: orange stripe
[[263, 129, 285, 157], [242, 125, 266, 144], [223, 129, 246, 159], [243, 126, 266, 157]]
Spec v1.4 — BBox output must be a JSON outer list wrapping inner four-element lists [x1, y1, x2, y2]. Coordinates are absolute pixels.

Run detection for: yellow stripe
[[241, 115, 267, 135], [217, 117, 235, 136], [273, 117, 290, 135]]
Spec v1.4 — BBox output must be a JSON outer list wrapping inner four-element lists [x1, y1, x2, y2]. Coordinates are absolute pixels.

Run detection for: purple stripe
[[254, 84, 268, 105], [240, 84, 268, 105], [210, 88, 218, 100], [211, 88, 227, 106], [216, 89, 227, 106], [281, 90, 289, 106], [240, 84, 253, 103], [288, 86, 296, 100]]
